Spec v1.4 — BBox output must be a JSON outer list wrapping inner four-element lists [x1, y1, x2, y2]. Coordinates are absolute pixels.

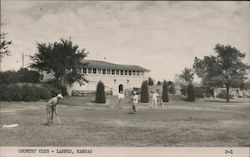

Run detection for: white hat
[[57, 94, 63, 99]]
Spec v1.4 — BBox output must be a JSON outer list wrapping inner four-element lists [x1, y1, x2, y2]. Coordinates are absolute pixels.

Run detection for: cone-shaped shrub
[[162, 80, 169, 102], [141, 80, 149, 103], [95, 81, 106, 103], [187, 83, 195, 102]]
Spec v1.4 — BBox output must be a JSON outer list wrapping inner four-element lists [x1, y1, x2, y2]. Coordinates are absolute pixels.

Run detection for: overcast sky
[[1, 1, 249, 81]]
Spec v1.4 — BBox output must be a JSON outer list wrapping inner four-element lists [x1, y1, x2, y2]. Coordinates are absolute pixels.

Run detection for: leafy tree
[[193, 44, 249, 102], [179, 68, 194, 95], [141, 80, 149, 103], [0, 23, 12, 71], [30, 38, 88, 86], [95, 81, 106, 103], [187, 83, 195, 102], [148, 77, 154, 85], [162, 80, 169, 102], [179, 68, 194, 85]]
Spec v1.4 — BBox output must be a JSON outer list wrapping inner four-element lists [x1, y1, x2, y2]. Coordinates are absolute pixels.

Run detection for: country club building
[[42, 59, 150, 96]]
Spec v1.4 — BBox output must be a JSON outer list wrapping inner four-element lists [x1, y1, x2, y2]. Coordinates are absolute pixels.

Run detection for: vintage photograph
[[0, 0, 249, 151]]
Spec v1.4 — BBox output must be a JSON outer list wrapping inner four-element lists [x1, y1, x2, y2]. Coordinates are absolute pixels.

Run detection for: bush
[[0, 83, 55, 101], [18, 68, 40, 83], [187, 83, 195, 102], [148, 77, 154, 85], [141, 80, 149, 103], [181, 85, 187, 96], [95, 81, 106, 103], [162, 80, 169, 102], [217, 90, 233, 99], [194, 87, 204, 98], [0, 85, 12, 101], [157, 81, 161, 86], [169, 84, 176, 94], [46, 81, 68, 96], [0, 68, 40, 85]]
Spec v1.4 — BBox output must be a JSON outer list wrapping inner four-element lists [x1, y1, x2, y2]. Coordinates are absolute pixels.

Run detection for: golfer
[[118, 91, 125, 109], [151, 90, 159, 108], [131, 91, 138, 113], [46, 94, 63, 126]]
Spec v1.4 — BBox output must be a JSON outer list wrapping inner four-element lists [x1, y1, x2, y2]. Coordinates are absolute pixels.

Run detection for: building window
[[133, 71, 136, 75], [103, 69, 106, 74], [93, 68, 97, 74], [112, 69, 115, 75], [125, 70, 127, 75], [107, 69, 111, 74], [88, 68, 92, 74], [83, 68, 87, 74], [137, 71, 140, 76], [98, 69, 102, 74], [141, 71, 144, 76], [129, 71, 131, 75], [120, 70, 124, 75], [116, 70, 119, 75]]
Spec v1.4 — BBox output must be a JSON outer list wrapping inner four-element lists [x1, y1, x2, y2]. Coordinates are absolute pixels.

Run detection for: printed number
[[225, 149, 233, 154]]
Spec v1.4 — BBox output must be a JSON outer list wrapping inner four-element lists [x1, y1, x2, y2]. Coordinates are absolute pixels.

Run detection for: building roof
[[81, 60, 150, 72]]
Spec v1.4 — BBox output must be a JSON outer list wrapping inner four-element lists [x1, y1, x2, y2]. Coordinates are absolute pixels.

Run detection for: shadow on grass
[[204, 99, 245, 103]]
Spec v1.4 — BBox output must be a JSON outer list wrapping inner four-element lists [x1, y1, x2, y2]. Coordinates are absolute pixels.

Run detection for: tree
[[95, 81, 106, 103], [148, 77, 154, 85], [157, 81, 161, 86], [187, 83, 195, 102], [193, 44, 249, 102], [162, 80, 169, 102], [141, 80, 149, 103], [179, 68, 194, 95], [0, 23, 12, 71], [30, 38, 88, 86], [179, 68, 194, 85]]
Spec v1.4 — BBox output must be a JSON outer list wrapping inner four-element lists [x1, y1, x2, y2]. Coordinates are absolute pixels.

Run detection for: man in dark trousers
[[46, 94, 63, 126]]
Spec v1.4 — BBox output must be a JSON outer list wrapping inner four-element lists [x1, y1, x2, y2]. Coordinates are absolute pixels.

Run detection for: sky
[[1, 1, 249, 82]]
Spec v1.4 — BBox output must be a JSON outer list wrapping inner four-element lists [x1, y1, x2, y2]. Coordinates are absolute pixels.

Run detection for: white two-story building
[[42, 59, 150, 96]]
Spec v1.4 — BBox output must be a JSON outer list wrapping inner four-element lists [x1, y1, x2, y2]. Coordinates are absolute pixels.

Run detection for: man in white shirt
[[118, 91, 125, 108], [46, 94, 63, 126], [151, 90, 159, 108], [131, 91, 138, 113]]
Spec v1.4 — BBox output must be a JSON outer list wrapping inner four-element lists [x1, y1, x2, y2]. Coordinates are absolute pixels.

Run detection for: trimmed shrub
[[0, 85, 11, 101], [162, 80, 169, 102], [157, 81, 161, 86], [141, 80, 149, 103], [95, 81, 106, 103], [187, 83, 195, 102], [18, 68, 40, 83], [148, 77, 154, 85], [0, 68, 40, 85], [169, 84, 176, 94], [0, 83, 56, 101]]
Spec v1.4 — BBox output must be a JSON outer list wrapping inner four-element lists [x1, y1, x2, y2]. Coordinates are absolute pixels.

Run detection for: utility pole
[[22, 53, 24, 68]]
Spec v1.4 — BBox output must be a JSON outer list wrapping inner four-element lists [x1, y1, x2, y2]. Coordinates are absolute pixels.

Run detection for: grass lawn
[[0, 95, 249, 146]]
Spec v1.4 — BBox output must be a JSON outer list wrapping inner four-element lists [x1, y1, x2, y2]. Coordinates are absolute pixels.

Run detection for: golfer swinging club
[[46, 94, 63, 126]]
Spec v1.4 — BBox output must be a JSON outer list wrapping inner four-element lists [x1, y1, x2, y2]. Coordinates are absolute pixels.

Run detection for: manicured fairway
[[0, 96, 249, 146]]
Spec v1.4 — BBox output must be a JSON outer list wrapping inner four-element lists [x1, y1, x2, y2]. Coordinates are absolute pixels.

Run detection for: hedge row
[[0, 83, 65, 102], [0, 68, 40, 85]]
